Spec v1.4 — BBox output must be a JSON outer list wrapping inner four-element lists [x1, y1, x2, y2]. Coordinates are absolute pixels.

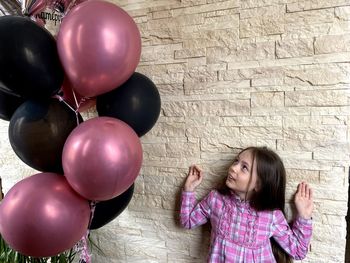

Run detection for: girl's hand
[[294, 182, 314, 220], [184, 165, 203, 192]]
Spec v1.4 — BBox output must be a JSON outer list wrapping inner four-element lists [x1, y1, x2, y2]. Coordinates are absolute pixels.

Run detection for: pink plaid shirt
[[180, 190, 312, 262]]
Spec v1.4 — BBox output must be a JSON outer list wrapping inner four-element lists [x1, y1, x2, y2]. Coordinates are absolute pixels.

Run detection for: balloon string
[[77, 201, 96, 263], [71, 87, 80, 110], [78, 232, 91, 263], [53, 94, 75, 111], [88, 201, 97, 228], [53, 94, 81, 126]]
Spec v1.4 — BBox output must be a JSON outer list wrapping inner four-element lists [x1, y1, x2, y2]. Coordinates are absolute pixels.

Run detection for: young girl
[[180, 146, 313, 263]]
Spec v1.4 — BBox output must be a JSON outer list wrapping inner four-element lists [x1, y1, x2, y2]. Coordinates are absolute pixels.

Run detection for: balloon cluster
[[0, 0, 161, 259]]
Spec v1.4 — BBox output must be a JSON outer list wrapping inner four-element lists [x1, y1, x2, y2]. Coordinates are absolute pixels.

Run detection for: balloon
[[90, 184, 134, 230], [0, 172, 90, 257], [9, 99, 82, 173], [0, 16, 64, 99], [0, 0, 22, 15], [26, 0, 88, 36], [0, 86, 26, 121], [96, 72, 161, 137], [62, 117, 142, 201], [57, 0, 141, 97], [61, 77, 96, 112], [23, 0, 47, 15]]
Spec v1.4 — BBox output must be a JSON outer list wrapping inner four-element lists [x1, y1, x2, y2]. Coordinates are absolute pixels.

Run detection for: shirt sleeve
[[179, 190, 214, 229], [271, 209, 312, 260]]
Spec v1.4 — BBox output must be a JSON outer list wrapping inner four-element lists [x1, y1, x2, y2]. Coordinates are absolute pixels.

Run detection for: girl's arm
[[180, 165, 212, 229], [183, 165, 203, 192], [294, 182, 313, 220], [180, 190, 214, 229], [272, 182, 313, 260], [272, 210, 312, 260]]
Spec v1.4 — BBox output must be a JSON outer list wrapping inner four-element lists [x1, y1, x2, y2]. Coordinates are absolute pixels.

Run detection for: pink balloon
[[0, 173, 90, 257], [57, 0, 141, 97], [62, 117, 143, 201]]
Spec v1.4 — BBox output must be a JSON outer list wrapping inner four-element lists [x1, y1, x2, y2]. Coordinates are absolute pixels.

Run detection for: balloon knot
[[76, 231, 92, 263]]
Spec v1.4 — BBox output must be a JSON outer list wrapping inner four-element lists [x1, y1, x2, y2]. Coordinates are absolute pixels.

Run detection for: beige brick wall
[[1, 0, 350, 262]]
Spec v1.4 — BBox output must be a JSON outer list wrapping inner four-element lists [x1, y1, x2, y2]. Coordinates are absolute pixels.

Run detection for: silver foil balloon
[[0, 0, 22, 16]]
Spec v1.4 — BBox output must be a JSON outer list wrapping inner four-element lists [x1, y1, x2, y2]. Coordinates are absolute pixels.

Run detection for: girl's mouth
[[227, 175, 235, 181]]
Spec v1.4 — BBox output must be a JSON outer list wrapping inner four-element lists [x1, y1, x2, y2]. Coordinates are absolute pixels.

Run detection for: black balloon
[[89, 184, 134, 230], [96, 72, 161, 137], [9, 99, 82, 173], [0, 16, 64, 99], [0, 86, 26, 121]]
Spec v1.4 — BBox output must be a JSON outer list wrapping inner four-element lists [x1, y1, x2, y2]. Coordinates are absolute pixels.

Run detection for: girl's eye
[[242, 165, 248, 172], [232, 158, 239, 164]]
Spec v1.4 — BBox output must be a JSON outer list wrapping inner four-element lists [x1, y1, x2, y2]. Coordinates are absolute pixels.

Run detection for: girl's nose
[[229, 164, 238, 173]]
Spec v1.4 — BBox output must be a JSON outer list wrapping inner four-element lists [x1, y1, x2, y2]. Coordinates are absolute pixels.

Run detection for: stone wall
[[0, 0, 350, 262]]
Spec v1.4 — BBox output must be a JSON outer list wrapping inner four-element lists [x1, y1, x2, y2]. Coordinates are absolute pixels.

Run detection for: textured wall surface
[[1, 0, 350, 262]]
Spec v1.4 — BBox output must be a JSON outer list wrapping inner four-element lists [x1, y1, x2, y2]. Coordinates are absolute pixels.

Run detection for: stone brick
[[157, 83, 184, 96], [251, 77, 284, 86], [313, 143, 350, 161], [321, 214, 347, 226], [174, 48, 206, 59], [286, 169, 320, 183], [211, 40, 275, 63], [285, 8, 334, 24], [200, 137, 277, 153], [186, 125, 240, 138], [141, 43, 183, 63], [283, 125, 347, 142], [184, 80, 251, 95], [140, 26, 183, 46], [163, 99, 250, 117], [183, 28, 240, 49], [165, 142, 200, 158], [335, 6, 350, 20], [240, 0, 286, 9], [312, 223, 346, 242], [287, 0, 350, 12], [239, 5, 285, 38], [221, 115, 282, 127], [307, 241, 346, 263], [147, 122, 186, 137], [283, 22, 333, 39], [315, 200, 348, 215], [315, 34, 350, 54], [285, 89, 349, 106], [240, 126, 283, 139], [313, 185, 348, 201], [276, 38, 314, 58], [284, 63, 350, 86], [251, 91, 285, 107], [142, 144, 167, 159], [152, 9, 172, 19], [172, 1, 239, 17]]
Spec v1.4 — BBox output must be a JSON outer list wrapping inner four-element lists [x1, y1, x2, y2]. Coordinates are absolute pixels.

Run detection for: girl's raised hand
[[184, 165, 203, 192], [294, 182, 314, 220]]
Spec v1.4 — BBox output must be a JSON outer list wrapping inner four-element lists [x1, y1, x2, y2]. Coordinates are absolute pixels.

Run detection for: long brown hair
[[219, 146, 292, 263]]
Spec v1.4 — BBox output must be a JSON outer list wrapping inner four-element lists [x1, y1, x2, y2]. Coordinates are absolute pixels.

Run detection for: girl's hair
[[218, 146, 292, 263]]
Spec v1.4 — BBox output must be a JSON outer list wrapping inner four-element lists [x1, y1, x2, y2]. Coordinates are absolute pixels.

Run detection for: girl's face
[[226, 149, 259, 200]]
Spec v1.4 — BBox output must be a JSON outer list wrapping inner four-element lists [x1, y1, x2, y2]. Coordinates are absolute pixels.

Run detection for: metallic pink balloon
[[62, 117, 143, 201], [57, 0, 141, 97], [0, 173, 90, 257]]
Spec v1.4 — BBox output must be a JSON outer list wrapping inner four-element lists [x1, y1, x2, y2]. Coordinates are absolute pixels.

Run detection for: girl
[[180, 146, 313, 262]]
